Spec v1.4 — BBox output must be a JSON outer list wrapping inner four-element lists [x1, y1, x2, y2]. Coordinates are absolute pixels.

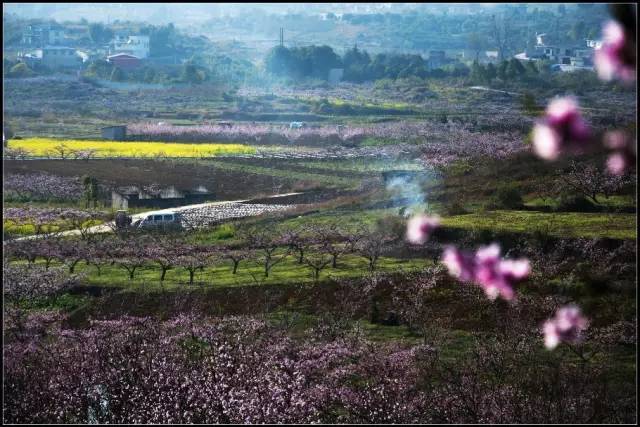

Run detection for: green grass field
[[37, 253, 430, 291], [441, 210, 636, 240]]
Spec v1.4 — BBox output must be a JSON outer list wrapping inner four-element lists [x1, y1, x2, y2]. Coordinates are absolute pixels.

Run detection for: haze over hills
[[4, 3, 561, 25]]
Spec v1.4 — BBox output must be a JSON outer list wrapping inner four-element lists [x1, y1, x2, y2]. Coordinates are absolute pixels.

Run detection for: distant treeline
[[265, 45, 470, 82]]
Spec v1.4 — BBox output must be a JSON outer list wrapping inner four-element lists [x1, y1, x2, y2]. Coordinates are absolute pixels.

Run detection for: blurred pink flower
[[606, 152, 628, 175], [594, 21, 636, 83], [603, 130, 628, 150], [532, 97, 592, 161], [543, 305, 589, 350], [406, 214, 440, 245], [442, 246, 476, 282], [604, 131, 636, 175], [442, 244, 530, 301]]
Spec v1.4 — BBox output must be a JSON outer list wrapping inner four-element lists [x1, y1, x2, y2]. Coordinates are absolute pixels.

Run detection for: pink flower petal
[[607, 152, 628, 175], [406, 214, 440, 245], [532, 123, 562, 160]]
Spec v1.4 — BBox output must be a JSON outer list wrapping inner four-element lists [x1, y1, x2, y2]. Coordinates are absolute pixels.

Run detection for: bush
[[211, 223, 235, 240], [555, 192, 599, 212], [443, 199, 469, 215], [375, 215, 405, 240], [487, 184, 523, 209], [8, 62, 35, 78]]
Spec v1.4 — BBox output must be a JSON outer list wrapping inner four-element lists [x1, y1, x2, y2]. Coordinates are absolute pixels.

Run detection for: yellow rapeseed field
[[8, 138, 256, 158]]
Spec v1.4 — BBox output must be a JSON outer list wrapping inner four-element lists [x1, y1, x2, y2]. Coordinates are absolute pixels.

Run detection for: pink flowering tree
[[558, 160, 632, 204]]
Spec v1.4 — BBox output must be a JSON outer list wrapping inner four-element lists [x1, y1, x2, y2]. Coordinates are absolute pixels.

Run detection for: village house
[[112, 185, 215, 210], [22, 23, 65, 47], [20, 46, 84, 69], [110, 34, 150, 59], [514, 32, 596, 71]]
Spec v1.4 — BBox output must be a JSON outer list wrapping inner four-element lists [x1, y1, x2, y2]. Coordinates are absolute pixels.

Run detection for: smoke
[[385, 173, 429, 216]]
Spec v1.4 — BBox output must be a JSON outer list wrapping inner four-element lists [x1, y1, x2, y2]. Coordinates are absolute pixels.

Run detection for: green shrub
[[211, 223, 235, 240], [8, 62, 34, 78], [443, 199, 469, 215], [447, 160, 473, 176], [555, 192, 599, 212], [487, 184, 523, 209]]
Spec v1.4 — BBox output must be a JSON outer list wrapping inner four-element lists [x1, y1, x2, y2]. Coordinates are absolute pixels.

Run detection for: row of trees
[[4, 221, 405, 284], [82, 59, 211, 85], [265, 45, 472, 82], [264, 43, 602, 85], [469, 58, 541, 85]]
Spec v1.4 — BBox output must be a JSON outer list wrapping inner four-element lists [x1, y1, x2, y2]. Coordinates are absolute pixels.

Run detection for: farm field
[[2, 4, 637, 424], [8, 137, 256, 158]]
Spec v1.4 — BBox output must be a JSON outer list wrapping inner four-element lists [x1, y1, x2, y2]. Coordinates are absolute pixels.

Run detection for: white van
[[136, 212, 183, 230]]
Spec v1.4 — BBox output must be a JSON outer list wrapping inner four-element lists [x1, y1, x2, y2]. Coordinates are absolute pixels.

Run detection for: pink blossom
[[604, 131, 628, 150], [532, 97, 592, 161], [442, 246, 476, 282], [594, 21, 636, 83], [604, 131, 636, 176], [543, 305, 589, 350], [606, 152, 628, 175], [406, 214, 440, 245], [442, 244, 530, 301]]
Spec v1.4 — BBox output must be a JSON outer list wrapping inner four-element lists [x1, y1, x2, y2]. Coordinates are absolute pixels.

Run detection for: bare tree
[[314, 223, 360, 269], [302, 251, 333, 281], [280, 227, 313, 264], [221, 246, 250, 274], [48, 143, 75, 160], [490, 13, 513, 61], [246, 230, 290, 278], [356, 230, 397, 272]]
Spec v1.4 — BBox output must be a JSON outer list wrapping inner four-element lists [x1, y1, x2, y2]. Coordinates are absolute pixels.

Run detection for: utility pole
[[279, 27, 284, 47]]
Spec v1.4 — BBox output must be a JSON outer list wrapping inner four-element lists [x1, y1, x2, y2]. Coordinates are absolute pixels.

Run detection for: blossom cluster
[[442, 244, 530, 302], [594, 20, 636, 83], [542, 305, 589, 350]]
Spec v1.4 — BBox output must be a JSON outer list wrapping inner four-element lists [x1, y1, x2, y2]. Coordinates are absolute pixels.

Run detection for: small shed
[[101, 125, 127, 141]]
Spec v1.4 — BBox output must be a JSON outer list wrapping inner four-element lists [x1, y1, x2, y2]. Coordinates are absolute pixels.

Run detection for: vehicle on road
[[134, 211, 184, 231]]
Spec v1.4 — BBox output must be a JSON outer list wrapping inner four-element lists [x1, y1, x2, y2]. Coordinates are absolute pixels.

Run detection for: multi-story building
[[22, 23, 65, 47]]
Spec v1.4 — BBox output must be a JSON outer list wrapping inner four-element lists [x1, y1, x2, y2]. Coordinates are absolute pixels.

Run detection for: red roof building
[[107, 53, 142, 71]]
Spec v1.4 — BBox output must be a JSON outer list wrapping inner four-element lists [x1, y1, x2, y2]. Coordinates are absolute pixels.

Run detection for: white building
[[112, 35, 150, 58]]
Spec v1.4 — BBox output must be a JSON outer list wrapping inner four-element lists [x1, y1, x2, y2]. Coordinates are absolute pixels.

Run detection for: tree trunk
[[69, 258, 81, 273], [189, 269, 195, 284], [232, 260, 239, 274]]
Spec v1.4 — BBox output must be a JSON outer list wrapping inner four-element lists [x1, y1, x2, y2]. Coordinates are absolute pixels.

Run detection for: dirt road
[[13, 193, 301, 241]]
